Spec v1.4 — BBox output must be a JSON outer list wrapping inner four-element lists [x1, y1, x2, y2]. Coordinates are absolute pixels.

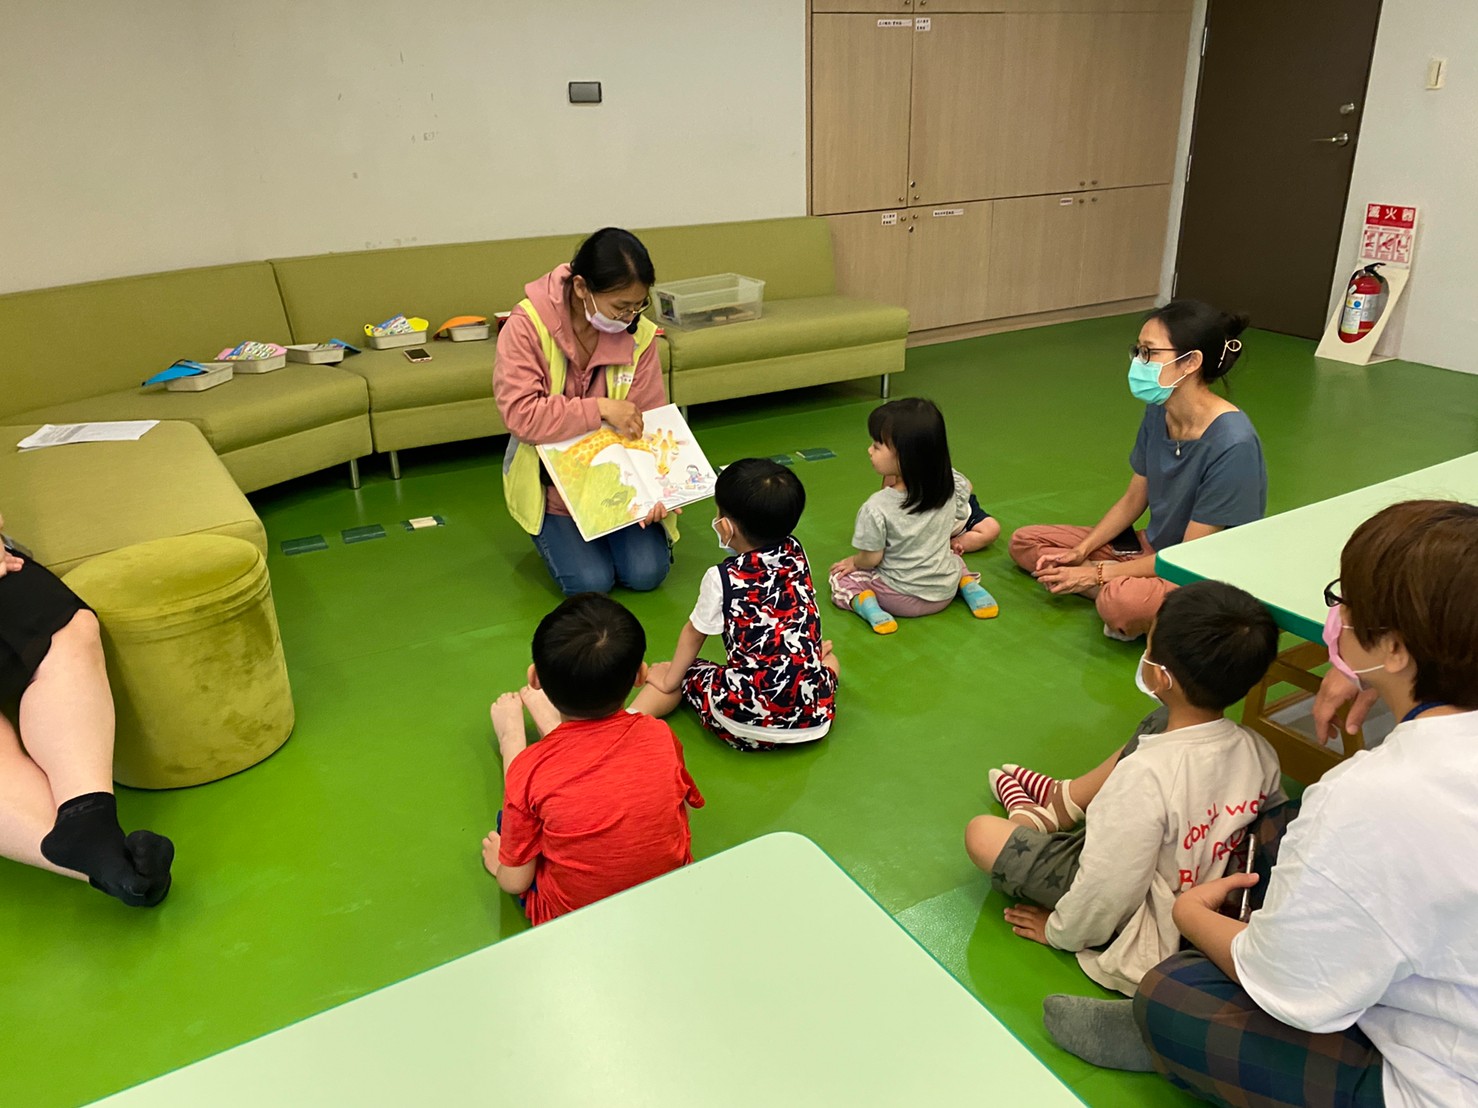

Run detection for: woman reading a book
[[495, 228, 674, 596], [0, 514, 174, 906]]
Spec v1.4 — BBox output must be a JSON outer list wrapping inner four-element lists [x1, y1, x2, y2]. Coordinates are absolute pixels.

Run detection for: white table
[[94, 832, 1082, 1107]]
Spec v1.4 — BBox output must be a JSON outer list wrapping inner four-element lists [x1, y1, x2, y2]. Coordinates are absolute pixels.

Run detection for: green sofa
[[0, 421, 266, 577], [1, 217, 906, 489], [0, 263, 372, 493]]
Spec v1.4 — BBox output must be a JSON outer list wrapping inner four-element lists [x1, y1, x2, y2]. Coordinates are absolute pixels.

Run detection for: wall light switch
[[568, 81, 602, 104], [1426, 56, 1446, 90]]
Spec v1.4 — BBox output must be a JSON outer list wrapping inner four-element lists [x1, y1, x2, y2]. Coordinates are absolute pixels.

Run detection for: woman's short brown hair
[[1341, 499, 1478, 708]]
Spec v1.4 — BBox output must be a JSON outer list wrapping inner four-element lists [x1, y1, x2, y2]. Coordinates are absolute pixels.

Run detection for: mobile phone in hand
[[404, 347, 433, 363]]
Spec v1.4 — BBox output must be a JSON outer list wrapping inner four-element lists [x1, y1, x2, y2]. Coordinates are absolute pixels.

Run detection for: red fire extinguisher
[[1338, 263, 1388, 343]]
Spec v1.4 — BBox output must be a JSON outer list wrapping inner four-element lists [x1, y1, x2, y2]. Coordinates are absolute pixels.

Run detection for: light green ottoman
[[62, 535, 294, 788]]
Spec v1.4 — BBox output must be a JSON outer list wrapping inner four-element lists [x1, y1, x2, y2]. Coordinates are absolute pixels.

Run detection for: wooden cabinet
[[813, 0, 915, 11], [827, 210, 913, 308], [984, 194, 1086, 317], [811, 16, 915, 214], [986, 185, 1170, 318], [905, 202, 994, 330], [1077, 185, 1172, 302]]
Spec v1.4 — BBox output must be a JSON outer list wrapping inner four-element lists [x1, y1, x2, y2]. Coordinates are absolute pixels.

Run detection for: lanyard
[[1401, 701, 1448, 723]]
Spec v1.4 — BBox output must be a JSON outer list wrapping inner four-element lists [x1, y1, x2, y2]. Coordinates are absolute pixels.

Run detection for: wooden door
[[813, 0, 914, 11], [1175, 0, 1381, 337], [811, 15, 916, 215], [984, 194, 1084, 317], [827, 210, 913, 308], [905, 202, 994, 330], [1076, 185, 1173, 303], [1083, 11, 1194, 190]]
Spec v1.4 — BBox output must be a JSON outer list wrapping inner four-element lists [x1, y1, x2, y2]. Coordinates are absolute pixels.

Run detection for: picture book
[[536, 404, 718, 541]]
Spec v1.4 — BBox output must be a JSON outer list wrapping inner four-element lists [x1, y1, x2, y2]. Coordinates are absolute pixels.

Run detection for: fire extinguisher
[[1338, 263, 1388, 343]]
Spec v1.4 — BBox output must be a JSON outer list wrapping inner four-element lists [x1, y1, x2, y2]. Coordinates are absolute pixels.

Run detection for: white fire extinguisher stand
[[1315, 202, 1419, 365]]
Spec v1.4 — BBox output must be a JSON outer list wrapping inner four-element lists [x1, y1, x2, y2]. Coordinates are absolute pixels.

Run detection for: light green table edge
[[91, 832, 1085, 1106], [1156, 556, 1323, 642]]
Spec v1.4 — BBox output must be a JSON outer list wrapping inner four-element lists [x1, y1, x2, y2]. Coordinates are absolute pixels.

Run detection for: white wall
[[0, 1, 807, 293], [1158, 0, 1207, 304], [1327, 1, 1478, 374]]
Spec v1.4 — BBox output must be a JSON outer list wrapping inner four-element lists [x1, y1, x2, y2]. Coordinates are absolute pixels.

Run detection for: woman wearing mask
[[1009, 300, 1266, 640], [495, 227, 675, 596]]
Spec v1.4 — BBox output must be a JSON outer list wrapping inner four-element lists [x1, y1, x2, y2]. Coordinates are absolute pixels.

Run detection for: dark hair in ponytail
[[569, 228, 656, 294], [1146, 299, 1249, 385], [867, 398, 954, 515]]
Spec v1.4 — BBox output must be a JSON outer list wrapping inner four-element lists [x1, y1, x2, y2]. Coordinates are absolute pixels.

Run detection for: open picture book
[[537, 404, 718, 541]]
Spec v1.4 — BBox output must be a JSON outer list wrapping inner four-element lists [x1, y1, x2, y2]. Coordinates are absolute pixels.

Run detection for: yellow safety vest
[[501, 299, 676, 542]]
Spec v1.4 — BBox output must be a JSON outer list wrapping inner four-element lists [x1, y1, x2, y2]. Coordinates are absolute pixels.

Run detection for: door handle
[[1313, 132, 1351, 147]]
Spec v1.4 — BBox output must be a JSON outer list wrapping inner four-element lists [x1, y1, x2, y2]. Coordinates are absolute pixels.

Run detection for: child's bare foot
[[482, 829, 501, 877], [490, 691, 528, 761], [519, 684, 561, 736], [820, 639, 840, 676]]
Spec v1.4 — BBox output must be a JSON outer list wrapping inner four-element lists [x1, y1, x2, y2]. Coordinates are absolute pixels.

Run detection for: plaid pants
[[1133, 797, 1383, 1107]]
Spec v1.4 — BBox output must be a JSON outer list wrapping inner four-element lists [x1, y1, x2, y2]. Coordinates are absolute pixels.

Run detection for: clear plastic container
[[653, 274, 765, 329], [167, 366, 233, 392], [367, 330, 427, 350], [285, 343, 346, 364]]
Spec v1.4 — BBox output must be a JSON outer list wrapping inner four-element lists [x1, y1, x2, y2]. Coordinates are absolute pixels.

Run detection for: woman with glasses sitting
[[495, 228, 674, 596], [1009, 299, 1265, 640]]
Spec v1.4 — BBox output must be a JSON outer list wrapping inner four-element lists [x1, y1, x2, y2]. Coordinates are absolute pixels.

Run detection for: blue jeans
[[532, 512, 671, 596]]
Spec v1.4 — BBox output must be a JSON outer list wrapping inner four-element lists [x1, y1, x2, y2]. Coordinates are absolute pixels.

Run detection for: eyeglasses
[[604, 296, 651, 321], [1323, 578, 1344, 608], [1130, 344, 1179, 362]]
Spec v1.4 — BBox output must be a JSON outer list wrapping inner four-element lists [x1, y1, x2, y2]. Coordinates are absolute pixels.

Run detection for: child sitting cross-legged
[[963, 580, 1283, 998], [830, 398, 998, 634], [483, 593, 704, 924], [631, 458, 838, 751]]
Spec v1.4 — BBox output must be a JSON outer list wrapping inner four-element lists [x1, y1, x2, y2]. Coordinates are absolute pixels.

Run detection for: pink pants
[[1008, 524, 1175, 639], [829, 558, 973, 619]]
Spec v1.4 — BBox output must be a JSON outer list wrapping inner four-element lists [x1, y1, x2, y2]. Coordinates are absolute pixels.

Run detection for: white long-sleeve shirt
[[1045, 716, 1283, 995], [1232, 711, 1478, 1108]]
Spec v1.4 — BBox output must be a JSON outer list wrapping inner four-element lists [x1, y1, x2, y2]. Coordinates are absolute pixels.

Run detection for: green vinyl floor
[[2, 314, 1475, 1107]]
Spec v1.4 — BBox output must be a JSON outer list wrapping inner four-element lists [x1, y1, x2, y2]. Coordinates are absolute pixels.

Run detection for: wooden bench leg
[[1242, 639, 1367, 784]]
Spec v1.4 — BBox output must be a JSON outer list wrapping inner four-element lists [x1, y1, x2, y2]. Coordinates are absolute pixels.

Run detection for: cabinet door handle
[[898, 196, 905, 203], [1079, 180, 1086, 187], [1313, 132, 1351, 147], [1090, 179, 1098, 186]]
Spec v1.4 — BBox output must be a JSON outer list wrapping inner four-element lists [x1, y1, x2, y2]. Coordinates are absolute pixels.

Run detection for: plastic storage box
[[367, 330, 427, 350], [285, 343, 346, 364], [222, 353, 286, 373], [446, 322, 491, 341], [167, 365, 232, 392], [654, 274, 765, 329]]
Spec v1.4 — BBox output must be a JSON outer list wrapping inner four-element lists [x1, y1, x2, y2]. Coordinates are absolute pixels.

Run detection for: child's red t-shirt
[[498, 711, 705, 925]]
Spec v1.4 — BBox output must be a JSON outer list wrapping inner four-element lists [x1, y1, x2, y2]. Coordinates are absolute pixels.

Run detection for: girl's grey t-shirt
[[852, 485, 970, 602], [1130, 406, 1267, 552]]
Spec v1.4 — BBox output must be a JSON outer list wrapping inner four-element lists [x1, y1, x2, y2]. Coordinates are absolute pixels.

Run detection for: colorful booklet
[[537, 404, 717, 541]]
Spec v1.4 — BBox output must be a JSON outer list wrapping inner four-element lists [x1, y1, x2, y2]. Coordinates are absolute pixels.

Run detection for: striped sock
[[989, 768, 1035, 811], [1004, 763, 1058, 806]]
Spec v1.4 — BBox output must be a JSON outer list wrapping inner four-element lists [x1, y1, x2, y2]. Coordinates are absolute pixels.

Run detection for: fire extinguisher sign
[[1359, 204, 1417, 267]]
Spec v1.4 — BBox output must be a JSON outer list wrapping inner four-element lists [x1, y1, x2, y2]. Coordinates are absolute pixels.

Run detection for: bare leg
[[820, 640, 839, 678], [518, 685, 562, 738], [489, 692, 529, 776], [0, 713, 82, 877], [964, 813, 1020, 873], [1066, 747, 1123, 812], [628, 662, 683, 718], [952, 518, 1002, 554], [18, 611, 116, 806]]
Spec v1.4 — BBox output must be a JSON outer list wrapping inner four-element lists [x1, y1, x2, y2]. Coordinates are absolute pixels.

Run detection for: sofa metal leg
[[390, 450, 402, 481], [680, 406, 690, 422], [880, 374, 891, 400], [349, 458, 362, 490]]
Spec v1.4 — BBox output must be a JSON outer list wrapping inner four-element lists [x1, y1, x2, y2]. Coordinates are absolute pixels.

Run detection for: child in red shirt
[[482, 593, 704, 925]]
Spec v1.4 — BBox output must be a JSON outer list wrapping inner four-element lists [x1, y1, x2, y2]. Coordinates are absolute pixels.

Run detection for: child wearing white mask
[[631, 458, 838, 751], [963, 580, 1283, 996]]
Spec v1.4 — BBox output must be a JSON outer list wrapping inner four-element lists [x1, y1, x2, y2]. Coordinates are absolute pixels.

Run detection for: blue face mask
[[1128, 352, 1191, 405]]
